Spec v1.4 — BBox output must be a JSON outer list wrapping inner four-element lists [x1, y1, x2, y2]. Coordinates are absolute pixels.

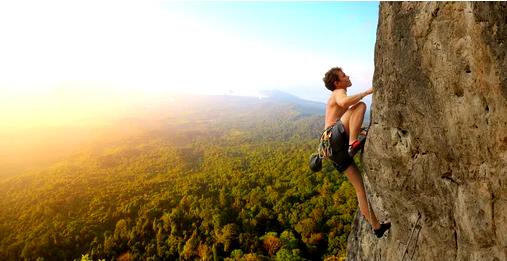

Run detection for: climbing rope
[[401, 212, 422, 261], [359, 108, 386, 260], [360, 109, 376, 233]]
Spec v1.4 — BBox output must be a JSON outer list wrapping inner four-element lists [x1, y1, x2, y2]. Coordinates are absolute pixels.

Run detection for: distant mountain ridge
[[258, 90, 371, 124], [0, 90, 372, 180], [259, 90, 325, 115], [0, 90, 325, 179]]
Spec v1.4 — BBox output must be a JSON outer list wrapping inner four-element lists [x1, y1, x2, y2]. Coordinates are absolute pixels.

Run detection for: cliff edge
[[347, 2, 507, 261]]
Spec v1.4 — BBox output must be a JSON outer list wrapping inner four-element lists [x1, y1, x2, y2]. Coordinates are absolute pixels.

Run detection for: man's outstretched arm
[[334, 88, 373, 108]]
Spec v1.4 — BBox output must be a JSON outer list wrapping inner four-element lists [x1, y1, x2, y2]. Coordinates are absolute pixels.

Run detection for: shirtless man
[[322, 66, 390, 238]]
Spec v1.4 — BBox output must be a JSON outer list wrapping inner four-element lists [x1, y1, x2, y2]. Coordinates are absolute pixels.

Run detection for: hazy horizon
[[0, 1, 378, 132], [0, 91, 329, 177], [0, 1, 378, 177]]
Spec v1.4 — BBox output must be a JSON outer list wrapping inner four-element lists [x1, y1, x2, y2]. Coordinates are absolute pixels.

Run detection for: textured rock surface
[[347, 2, 507, 261]]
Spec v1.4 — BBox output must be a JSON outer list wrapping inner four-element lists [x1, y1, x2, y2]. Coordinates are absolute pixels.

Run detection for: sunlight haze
[[0, 1, 378, 177], [0, 1, 378, 131]]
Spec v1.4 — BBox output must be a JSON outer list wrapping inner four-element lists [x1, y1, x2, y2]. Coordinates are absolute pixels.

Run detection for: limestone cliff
[[347, 2, 507, 261]]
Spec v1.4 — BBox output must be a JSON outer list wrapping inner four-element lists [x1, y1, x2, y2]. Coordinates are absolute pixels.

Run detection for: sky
[[0, 1, 379, 129]]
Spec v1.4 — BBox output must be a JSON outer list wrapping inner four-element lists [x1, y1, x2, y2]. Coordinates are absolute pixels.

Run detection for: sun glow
[[0, 1, 379, 177], [0, 1, 376, 131]]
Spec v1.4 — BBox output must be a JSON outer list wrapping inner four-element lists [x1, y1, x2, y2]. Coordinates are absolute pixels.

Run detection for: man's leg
[[340, 102, 367, 145], [343, 162, 381, 230]]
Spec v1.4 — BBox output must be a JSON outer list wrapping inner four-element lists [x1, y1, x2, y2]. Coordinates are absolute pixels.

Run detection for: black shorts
[[328, 121, 354, 172]]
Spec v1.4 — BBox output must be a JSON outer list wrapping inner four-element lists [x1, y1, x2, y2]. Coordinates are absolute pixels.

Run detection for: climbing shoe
[[373, 222, 391, 238], [348, 134, 367, 157]]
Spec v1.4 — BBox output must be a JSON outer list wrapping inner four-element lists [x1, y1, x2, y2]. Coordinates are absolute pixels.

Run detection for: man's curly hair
[[323, 67, 342, 91]]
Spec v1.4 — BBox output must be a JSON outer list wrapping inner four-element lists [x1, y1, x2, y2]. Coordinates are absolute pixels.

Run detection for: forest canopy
[[0, 94, 364, 260]]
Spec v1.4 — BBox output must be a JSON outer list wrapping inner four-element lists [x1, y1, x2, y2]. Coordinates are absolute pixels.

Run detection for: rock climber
[[311, 66, 391, 238]]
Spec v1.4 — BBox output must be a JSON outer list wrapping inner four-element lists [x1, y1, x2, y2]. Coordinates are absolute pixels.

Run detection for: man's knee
[[355, 102, 366, 112]]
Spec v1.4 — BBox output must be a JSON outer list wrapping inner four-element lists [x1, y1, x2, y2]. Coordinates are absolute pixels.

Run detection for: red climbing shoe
[[348, 134, 367, 157]]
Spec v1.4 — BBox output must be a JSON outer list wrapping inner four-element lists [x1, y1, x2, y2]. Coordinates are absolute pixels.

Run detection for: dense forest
[[0, 94, 365, 260]]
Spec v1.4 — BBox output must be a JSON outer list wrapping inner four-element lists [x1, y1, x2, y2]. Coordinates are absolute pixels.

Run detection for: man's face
[[335, 71, 352, 89]]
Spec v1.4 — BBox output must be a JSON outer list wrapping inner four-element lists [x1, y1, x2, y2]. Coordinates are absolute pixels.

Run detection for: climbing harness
[[309, 126, 334, 172], [318, 125, 334, 158]]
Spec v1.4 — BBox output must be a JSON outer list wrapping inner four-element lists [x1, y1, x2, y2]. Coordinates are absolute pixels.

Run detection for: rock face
[[347, 2, 507, 261]]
